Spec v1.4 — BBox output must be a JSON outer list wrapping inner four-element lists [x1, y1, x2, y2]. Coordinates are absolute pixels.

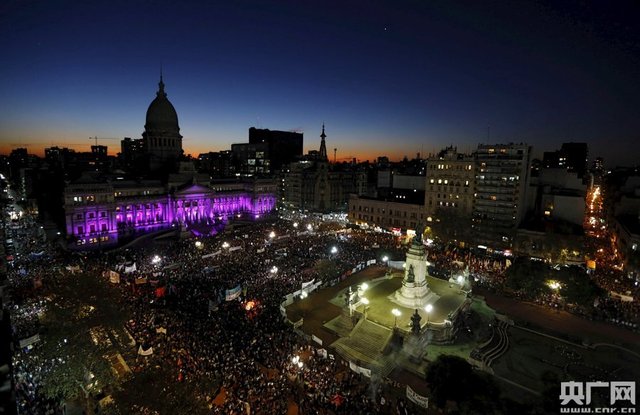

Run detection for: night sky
[[1, 0, 639, 165]]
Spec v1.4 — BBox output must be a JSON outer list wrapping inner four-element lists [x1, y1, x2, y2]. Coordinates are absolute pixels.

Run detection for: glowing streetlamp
[[307, 224, 313, 231], [151, 255, 161, 265], [331, 246, 338, 255], [300, 291, 308, 299], [269, 231, 276, 239], [382, 255, 389, 263], [270, 266, 278, 274], [392, 308, 401, 327], [425, 304, 433, 326], [195, 241, 203, 249], [222, 241, 230, 249], [293, 222, 299, 228]]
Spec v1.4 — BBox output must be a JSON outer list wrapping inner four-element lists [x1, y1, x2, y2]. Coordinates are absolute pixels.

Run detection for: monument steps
[[331, 319, 393, 370]]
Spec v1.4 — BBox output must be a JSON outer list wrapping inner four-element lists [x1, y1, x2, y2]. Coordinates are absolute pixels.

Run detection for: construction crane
[[89, 136, 120, 147]]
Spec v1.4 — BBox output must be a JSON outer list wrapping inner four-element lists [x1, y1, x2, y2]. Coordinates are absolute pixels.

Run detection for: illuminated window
[[437, 179, 442, 184], [444, 179, 448, 184], [429, 179, 434, 184]]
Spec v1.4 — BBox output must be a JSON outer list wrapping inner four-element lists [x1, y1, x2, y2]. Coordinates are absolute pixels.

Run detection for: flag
[[225, 285, 242, 301]]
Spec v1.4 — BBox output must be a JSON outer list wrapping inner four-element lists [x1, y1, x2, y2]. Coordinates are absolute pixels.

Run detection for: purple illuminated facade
[[64, 182, 276, 248]]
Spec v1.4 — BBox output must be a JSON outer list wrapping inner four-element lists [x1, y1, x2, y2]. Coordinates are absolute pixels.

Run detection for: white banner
[[312, 334, 323, 345], [202, 250, 221, 259], [19, 334, 40, 348], [137, 345, 153, 356], [610, 291, 634, 302], [406, 386, 429, 409], [302, 279, 315, 289], [124, 263, 137, 274], [348, 361, 371, 377], [256, 248, 265, 254], [317, 348, 328, 359], [229, 246, 242, 252]]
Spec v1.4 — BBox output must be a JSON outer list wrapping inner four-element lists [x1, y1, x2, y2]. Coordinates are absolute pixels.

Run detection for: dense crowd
[[7, 213, 425, 414], [6, 205, 640, 414]]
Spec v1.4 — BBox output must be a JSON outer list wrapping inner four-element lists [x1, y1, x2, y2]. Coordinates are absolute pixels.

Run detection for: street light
[[195, 241, 203, 249], [361, 297, 369, 320], [222, 241, 230, 249], [331, 246, 338, 254], [307, 224, 313, 231], [269, 231, 276, 239], [392, 308, 401, 328], [425, 304, 433, 326], [382, 255, 389, 263], [300, 291, 308, 299], [293, 222, 299, 228], [151, 255, 161, 265]]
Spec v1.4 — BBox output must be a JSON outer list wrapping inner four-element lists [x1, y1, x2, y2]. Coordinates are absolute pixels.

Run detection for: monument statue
[[410, 309, 422, 335], [406, 265, 415, 283]]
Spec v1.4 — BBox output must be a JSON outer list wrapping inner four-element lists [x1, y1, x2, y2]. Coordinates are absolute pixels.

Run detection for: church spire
[[157, 68, 166, 98], [319, 124, 328, 161]]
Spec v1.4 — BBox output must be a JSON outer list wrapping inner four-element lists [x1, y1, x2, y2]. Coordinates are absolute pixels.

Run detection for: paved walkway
[[476, 288, 640, 349]]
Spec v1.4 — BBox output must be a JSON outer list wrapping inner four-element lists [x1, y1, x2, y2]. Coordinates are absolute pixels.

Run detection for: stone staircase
[[331, 319, 393, 371]]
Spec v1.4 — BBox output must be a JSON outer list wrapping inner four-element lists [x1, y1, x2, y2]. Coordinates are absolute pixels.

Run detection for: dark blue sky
[[1, 0, 638, 165]]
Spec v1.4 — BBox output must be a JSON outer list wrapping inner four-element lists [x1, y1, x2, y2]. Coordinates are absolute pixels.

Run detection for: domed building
[[142, 75, 183, 172]]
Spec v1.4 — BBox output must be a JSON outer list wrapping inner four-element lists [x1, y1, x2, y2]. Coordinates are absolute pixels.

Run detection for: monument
[[391, 228, 440, 308]]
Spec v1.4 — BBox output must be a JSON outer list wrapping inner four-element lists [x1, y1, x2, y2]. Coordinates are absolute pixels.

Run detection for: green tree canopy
[[37, 270, 129, 414], [504, 258, 549, 298], [425, 355, 501, 414]]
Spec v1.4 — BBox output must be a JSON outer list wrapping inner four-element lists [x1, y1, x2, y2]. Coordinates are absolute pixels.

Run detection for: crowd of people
[[7, 212, 426, 414], [6, 204, 640, 414]]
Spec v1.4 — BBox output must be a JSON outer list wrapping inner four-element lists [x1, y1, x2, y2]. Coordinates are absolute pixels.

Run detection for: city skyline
[[1, 0, 639, 165]]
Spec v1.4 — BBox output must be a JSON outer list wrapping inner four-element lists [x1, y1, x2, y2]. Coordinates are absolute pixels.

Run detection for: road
[[476, 288, 640, 349]]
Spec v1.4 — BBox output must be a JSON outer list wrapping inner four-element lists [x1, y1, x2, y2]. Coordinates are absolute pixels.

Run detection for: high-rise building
[[120, 137, 145, 171], [142, 75, 183, 172], [248, 127, 303, 172], [231, 142, 270, 175], [424, 146, 475, 218], [542, 142, 588, 179], [472, 143, 532, 249]]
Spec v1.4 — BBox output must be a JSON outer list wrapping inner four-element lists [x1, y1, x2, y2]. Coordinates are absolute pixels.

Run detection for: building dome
[[144, 76, 180, 134]]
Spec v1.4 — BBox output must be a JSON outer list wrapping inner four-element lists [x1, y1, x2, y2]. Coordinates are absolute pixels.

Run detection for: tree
[[430, 208, 473, 245], [554, 267, 604, 306], [504, 258, 548, 298], [110, 365, 211, 415], [313, 258, 340, 281], [37, 269, 129, 414], [425, 355, 501, 413]]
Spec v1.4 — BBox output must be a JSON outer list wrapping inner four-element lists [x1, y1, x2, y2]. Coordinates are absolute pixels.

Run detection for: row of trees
[[426, 355, 561, 414], [504, 258, 603, 305], [36, 270, 128, 414]]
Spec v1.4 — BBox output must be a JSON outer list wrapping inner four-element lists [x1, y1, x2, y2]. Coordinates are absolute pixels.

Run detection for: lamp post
[[424, 304, 433, 326], [392, 308, 401, 328], [361, 297, 369, 320]]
